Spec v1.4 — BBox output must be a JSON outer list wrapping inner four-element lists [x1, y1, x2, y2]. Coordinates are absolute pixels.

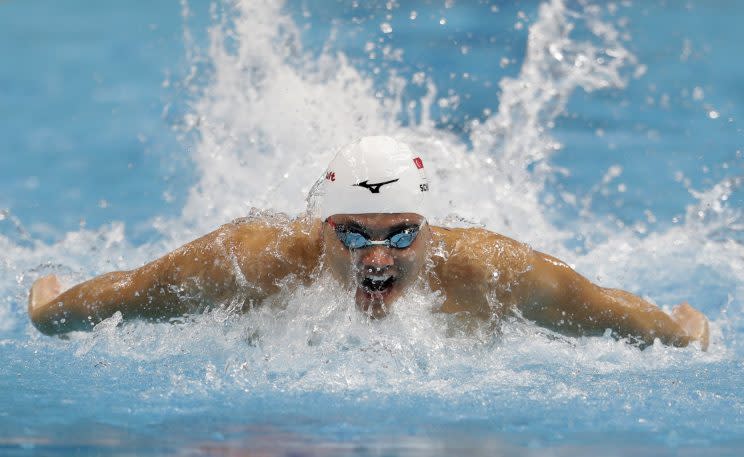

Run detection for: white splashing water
[[3, 0, 743, 406]]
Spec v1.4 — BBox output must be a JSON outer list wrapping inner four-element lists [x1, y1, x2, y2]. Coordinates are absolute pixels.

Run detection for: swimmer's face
[[322, 213, 431, 318]]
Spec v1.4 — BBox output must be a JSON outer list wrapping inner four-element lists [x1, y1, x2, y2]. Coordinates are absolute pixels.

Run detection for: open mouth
[[361, 273, 396, 293]]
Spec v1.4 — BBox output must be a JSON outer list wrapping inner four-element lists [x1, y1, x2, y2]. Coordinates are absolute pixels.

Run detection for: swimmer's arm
[[28, 226, 245, 335], [28, 220, 319, 335], [514, 251, 709, 350]]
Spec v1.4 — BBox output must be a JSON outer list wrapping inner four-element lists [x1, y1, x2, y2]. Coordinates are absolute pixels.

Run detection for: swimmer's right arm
[[28, 219, 320, 335]]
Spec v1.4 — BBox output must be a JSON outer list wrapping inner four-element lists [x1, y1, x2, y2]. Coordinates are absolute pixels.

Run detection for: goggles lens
[[334, 226, 420, 249]]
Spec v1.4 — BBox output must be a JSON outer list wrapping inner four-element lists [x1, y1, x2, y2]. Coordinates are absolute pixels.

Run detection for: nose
[[358, 246, 394, 272]]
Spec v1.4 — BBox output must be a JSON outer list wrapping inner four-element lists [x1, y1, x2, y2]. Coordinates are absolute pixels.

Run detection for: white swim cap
[[318, 136, 430, 220]]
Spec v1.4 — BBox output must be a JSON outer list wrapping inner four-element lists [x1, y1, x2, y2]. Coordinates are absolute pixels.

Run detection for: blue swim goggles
[[330, 223, 421, 250]]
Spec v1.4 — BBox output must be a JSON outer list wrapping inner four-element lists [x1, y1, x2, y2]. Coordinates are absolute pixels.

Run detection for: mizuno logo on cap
[[353, 179, 399, 193]]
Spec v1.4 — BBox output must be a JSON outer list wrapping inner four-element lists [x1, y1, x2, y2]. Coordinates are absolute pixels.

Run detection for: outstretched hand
[[28, 274, 64, 317], [671, 302, 710, 351]]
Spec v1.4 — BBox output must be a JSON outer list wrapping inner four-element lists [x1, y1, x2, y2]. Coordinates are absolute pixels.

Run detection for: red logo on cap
[[325, 171, 335, 181], [413, 157, 424, 169]]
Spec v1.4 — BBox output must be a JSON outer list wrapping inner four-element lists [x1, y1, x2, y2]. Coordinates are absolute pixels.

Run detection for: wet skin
[[321, 213, 430, 318], [28, 213, 709, 350]]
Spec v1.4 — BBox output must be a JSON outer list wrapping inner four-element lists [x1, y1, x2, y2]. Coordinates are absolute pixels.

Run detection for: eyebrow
[[336, 221, 369, 236], [384, 222, 420, 235], [336, 221, 420, 238]]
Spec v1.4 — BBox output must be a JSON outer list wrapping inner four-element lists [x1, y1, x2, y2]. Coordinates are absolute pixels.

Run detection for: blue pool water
[[1, 1, 743, 455]]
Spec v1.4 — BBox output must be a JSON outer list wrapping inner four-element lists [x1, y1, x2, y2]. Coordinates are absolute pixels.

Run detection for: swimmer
[[27, 136, 710, 350]]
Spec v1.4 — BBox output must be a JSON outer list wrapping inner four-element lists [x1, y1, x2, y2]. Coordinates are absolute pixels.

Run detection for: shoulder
[[426, 225, 538, 313], [221, 213, 322, 269], [428, 225, 535, 290], [430, 225, 532, 264]]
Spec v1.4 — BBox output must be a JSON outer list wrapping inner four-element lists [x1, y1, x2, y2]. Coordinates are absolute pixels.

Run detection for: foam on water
[[2, 0, 744, 450]]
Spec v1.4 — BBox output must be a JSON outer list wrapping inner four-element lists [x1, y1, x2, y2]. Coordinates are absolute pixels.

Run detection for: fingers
[[28, 274, 64, 313], [671, 303, 710, 351]]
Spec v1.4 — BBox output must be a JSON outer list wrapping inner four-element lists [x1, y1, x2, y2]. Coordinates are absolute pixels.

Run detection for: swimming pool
[[1, 0, 742, 455]]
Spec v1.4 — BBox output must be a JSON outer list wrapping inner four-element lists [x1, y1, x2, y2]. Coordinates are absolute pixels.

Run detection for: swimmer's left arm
[[514, 250, 709, 350]]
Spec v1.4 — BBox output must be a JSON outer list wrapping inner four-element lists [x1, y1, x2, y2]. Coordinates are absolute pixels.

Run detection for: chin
[[354, 284, 402, 319]]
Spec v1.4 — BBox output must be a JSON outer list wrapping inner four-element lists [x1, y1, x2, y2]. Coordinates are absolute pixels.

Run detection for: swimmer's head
[[318, 136, 430, 220], [318, 136, 432, 317]]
